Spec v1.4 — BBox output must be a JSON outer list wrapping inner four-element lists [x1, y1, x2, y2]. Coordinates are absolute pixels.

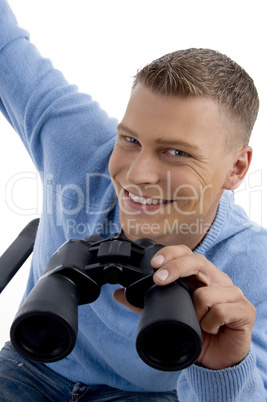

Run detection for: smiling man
[[111, 52, 264, 377], [0, 1, 266, 401], [109, 82, 252, 248]]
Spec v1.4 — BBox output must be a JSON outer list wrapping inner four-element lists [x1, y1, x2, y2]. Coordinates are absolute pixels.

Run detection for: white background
[[0, 0, 266, 346]]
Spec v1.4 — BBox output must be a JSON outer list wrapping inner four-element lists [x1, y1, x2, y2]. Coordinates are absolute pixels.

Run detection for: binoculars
[[9, 230, 202, 372]]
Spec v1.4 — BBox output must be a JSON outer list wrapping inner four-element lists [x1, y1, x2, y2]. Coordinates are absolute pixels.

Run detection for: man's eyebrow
[[117, 123, 199, 150], [117, 123, 138, 138], [154, 137, 199, 150]]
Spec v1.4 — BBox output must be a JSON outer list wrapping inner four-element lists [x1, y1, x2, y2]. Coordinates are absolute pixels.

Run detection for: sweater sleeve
[[0, 0, 117, 175], [177, 348, 266, 401], [0, 1, 68, 149]]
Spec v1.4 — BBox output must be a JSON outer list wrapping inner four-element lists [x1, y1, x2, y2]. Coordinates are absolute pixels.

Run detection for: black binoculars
[[10, 230, 202, 372]]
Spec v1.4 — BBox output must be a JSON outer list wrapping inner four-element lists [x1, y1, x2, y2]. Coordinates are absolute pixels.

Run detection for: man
[[0, 0, 266, 400]]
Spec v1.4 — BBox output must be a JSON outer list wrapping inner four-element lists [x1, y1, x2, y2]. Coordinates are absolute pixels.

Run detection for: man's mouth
[[128, 191, 172, 205]]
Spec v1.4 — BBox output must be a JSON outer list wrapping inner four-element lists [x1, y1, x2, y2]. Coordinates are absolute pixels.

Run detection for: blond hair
[[133, 48, 259, 149]]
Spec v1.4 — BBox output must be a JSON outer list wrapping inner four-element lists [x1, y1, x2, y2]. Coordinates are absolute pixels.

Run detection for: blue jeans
[[0, 342, 178, 401]]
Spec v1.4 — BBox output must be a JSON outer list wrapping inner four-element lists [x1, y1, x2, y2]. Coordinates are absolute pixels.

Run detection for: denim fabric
[[0, 342, 178, 401]]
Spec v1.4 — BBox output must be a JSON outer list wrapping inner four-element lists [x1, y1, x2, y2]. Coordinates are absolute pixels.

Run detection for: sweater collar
[[193, 190, 230, 254]]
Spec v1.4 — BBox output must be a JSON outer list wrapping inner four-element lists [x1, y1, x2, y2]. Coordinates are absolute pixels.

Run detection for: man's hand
[[113, 245, 256, 370]]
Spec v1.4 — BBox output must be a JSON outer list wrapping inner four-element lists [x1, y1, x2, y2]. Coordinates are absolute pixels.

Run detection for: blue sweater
[[0, 1, 266, 400]]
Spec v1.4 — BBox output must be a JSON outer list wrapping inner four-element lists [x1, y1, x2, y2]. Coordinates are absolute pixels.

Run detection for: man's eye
[[125, 136, 140, 145], [167, 149, 188, 157]]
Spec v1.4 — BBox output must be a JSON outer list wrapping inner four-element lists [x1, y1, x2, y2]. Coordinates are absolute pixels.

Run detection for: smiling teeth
[[128, 192, 164, 205]]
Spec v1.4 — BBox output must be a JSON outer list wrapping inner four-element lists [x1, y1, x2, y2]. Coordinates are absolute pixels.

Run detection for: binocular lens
[[10, 275, 79, 362], [14, 315, 74, 361], [136, 283, 202, 371], [137, 322, 199, 370]]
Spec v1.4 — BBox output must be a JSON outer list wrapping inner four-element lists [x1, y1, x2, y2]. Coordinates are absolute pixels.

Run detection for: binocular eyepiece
[[10, 232, 202, 371]]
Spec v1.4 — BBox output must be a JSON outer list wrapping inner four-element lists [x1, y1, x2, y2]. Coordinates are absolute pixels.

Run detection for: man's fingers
[[193, 286, 255, 334], [152, 248, 232, 287], [113, 288, 143, 314]]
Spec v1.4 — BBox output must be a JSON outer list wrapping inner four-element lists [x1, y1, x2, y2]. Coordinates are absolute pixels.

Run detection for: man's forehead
[[119, 85, 228, 150]]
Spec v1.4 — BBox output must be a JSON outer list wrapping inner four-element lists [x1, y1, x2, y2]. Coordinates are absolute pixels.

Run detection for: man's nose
[[126, 151, 160, 185]]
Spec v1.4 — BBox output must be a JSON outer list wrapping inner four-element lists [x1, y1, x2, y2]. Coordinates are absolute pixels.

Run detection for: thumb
[[113, 288, 143, 314]]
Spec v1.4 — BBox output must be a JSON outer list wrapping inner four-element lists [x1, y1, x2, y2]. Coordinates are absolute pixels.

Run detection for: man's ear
[[223, 146, 253, 190]]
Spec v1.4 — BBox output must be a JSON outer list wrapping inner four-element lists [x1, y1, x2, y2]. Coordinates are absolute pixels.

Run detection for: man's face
[[109, 84, 237, 247]]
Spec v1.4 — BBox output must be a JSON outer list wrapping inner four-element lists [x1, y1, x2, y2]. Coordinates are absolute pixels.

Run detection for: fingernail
[[152, 255, 165, 266], [155, 269, 169, 282]]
